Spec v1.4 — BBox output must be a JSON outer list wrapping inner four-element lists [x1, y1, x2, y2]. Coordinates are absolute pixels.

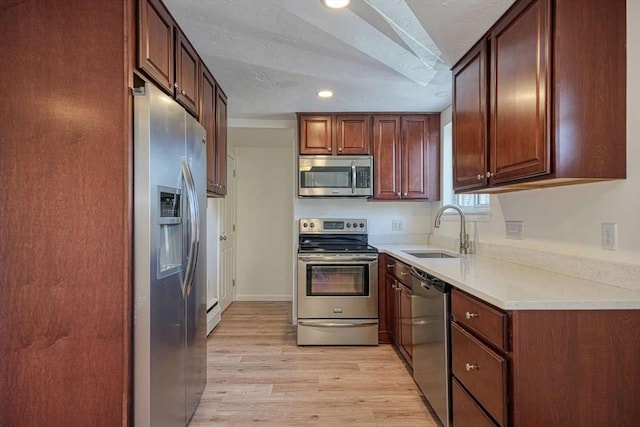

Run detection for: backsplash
[[429, 234, 640, 293]]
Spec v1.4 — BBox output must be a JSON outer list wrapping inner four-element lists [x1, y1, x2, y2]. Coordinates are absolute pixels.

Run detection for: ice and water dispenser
[[157, 188, 183, 278]]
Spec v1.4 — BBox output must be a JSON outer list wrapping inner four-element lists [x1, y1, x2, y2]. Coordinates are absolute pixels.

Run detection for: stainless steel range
[[297, 218, 378, 345]]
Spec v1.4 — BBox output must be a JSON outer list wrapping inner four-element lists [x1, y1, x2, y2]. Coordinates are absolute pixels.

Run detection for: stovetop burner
[[297, 244, 378, 254], [298, 218, 376, 254]]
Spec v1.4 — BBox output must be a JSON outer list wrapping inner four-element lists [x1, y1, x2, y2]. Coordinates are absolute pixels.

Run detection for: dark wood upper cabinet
[[373, 114, 440, 201], [200, 66, 216, 194], [298, 115, 334, 155], [490, 0, 550, 185], [373, 115, 401, 199], [138, 0, 174, 94], [298, 114, 371, 155], [452, 40, 488, 192], [452, 0, 625, 193], [175, 30, 200, 117], [214, 87, 228, 196], [335, 115, 372, 155]]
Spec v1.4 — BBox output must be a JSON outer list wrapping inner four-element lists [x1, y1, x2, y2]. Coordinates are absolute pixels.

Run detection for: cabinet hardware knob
[[397, 192, 401, 197], [465, 311, 479, 319], [338, 147, 343, 152], [477, 174, 482, 180], [403, 192, 407, 196], [486, 171, 494, 178], [465, 363, 479, 371], [328, 147, 332, 152], [174, 82, 178, 88], [181, 90, 186, 96]]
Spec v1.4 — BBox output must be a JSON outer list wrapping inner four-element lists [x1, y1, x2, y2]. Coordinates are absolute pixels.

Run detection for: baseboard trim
[[234, 294, 293, 302]]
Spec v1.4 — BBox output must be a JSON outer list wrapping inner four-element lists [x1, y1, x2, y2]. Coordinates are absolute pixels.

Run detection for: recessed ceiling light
[[435, 91, 449, 98], [317, 90, 334, 98], [321, 0, 350, 9]]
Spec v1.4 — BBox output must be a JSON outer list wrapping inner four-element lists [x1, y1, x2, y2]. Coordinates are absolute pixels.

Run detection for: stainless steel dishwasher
[[410, 266, 451, 427]]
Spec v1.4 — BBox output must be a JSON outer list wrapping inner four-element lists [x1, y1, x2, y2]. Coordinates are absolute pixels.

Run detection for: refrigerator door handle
[[181, 158, 200, 298]]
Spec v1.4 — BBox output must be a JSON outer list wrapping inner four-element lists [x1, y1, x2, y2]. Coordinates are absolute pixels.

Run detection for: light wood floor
[[191, 302, 438, 427]]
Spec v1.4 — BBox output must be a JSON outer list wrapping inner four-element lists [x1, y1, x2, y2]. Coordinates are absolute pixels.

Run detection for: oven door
[[297, 254, 378, 319]]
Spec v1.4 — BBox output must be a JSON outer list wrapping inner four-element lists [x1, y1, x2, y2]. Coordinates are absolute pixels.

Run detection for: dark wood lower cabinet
[[381, 256, 412, 367], [453, 379, 497, 427], [451, 288, 640, 426]]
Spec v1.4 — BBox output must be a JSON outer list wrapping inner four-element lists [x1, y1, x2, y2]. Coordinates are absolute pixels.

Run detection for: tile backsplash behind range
[[295, 198, 432, 244]]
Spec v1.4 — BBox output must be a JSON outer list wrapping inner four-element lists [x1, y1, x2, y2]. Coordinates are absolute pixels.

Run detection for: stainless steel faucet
[[434, 204, 470, 255]]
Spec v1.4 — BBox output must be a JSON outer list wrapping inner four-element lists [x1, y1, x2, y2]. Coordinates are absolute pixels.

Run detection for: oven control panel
[[299, 218, 367, 234]]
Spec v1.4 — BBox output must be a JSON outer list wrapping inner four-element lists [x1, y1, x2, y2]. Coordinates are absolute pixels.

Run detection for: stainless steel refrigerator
[[133, 83, 207, 427]]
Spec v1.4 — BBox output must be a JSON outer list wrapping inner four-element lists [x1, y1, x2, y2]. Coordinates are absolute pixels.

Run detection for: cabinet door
[[452, 40, 489, 191], [200, 67, 216, 195], [399, 283, 413, 363], [299, 115, 333, 155], [335, 115, 371, 155], [214, 86, 228, 196], [401, 115, 429, 199], [138, 0, 174, 93], [386, 275, 398, 344], [490, 0, 550, 184], [373, 115, 401, 200], [175, 30, 200, 117]]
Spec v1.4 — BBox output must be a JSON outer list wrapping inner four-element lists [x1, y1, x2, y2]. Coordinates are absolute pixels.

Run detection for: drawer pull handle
[[465, 363, 479, 371], [465, 311, 479, 319], [400, 272, 410, 276], [387, 264, 395, 268]]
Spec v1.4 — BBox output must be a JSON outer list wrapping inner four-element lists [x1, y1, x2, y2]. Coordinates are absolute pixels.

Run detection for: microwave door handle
[[351, 161, 356, 194]]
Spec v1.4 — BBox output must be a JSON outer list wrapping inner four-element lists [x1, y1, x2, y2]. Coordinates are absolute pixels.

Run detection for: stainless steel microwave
[[298, 156, 373, 197]]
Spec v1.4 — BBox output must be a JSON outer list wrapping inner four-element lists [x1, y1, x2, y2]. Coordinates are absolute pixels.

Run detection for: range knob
[[303, 223, 308, 228], [346, 223, 351, 228], [310, 223, 315, 228], [353, 222, 358, 228], [359, 223, 365, 228]]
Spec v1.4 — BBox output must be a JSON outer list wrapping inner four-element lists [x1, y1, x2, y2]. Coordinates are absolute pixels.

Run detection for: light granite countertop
[[374, 244, 640, 310]]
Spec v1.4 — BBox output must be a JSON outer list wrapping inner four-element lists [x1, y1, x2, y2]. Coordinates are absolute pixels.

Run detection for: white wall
[[433, 0, 640, 267], [231, 127, 296, 300]]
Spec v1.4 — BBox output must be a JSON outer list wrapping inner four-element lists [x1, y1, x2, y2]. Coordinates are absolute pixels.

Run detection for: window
[[441, 122, 491, 216]]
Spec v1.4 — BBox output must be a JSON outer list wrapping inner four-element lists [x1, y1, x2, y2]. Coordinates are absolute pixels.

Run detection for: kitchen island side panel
[[510, 310, 640, 426]]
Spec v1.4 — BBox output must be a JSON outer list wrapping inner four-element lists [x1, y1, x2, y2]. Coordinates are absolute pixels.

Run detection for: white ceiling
[[165, 0, 516, 120]]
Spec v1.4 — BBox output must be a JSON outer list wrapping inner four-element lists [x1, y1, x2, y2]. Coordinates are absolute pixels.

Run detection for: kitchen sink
[[403, 251, 458, 259]]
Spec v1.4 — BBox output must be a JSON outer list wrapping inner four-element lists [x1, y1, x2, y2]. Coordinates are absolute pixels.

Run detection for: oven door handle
[[298, 256, 378, 263], [298, 321, 378, 328]]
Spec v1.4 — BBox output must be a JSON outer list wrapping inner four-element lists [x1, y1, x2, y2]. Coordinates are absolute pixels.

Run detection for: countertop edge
[[375, 245, 640, 311]]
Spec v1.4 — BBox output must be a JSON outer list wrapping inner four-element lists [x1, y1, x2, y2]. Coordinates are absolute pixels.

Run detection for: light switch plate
[[505, 221, 524, 240]]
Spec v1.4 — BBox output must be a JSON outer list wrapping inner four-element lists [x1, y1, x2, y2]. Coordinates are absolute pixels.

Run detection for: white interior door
[[218, 155, 236, 312]]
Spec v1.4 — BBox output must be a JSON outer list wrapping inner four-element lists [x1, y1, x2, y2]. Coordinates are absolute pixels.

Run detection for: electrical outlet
[[601, 223, 617, 250], [391, 219, 404, 232], [505, 221, 524, 240]]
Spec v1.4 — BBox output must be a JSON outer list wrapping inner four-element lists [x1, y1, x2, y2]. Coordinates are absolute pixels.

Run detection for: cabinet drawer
[[387, 258, 411, 284], [452, 322, 507, 426], [453, 379, 498, 427], [452, 289, 508, 350]]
